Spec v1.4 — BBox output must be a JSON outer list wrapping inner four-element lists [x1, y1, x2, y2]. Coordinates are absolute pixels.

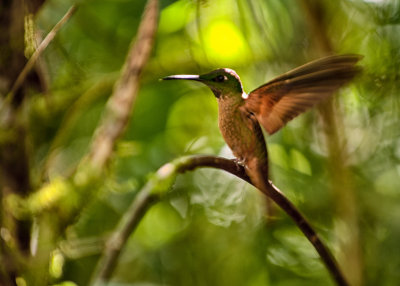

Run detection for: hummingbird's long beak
[[162, 74, 201, 81]]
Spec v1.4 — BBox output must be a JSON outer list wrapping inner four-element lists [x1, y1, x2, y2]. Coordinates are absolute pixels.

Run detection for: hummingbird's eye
[[213, 75, 227, 82]]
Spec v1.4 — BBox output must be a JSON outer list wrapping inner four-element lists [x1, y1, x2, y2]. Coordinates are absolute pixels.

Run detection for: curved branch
[[89, 185, 159, 285], [90, 155, 347, 286]]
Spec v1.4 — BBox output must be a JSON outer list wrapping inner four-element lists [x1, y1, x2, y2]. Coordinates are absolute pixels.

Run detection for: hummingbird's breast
[[218, 98, 267, 163]]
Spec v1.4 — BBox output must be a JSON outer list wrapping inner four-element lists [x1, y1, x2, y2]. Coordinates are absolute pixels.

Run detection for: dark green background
[[10, 0, 400, 285]]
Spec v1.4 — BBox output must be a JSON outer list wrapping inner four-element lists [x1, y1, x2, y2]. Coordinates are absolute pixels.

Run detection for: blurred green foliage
[[7, 0, 400, 285]]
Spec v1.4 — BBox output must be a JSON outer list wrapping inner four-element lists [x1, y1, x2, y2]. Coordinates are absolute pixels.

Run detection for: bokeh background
[[1, 0, 400, 285]]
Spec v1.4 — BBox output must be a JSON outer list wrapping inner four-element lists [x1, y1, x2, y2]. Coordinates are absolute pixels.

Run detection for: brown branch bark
[[88, 0, 159, 169], [90, 155, 348, 286]]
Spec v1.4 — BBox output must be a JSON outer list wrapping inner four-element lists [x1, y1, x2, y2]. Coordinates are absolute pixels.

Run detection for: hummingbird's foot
[[232, 158, 246, 167], [231, 158, 246, 173]]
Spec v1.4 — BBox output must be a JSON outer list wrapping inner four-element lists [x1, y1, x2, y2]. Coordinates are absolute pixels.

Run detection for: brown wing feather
[[245, 54, 362, 134]]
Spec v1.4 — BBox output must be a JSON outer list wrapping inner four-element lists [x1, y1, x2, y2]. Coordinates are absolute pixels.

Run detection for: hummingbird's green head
[[163, 68, 244, 99]]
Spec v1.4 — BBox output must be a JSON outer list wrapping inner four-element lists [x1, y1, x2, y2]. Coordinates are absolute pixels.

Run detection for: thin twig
[[88, 0, 158, 168], [90, 155, 348, 286], [7, 4, 78, 101], [89, 185, 159, 285], [86, 3, 159, 281]]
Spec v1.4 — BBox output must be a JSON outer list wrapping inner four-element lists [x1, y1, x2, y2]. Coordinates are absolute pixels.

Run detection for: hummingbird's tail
[[245, 157, 269, 195], [246, 158, 310, 225]]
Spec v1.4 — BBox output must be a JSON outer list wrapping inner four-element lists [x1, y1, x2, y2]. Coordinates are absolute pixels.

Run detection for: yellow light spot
[[16, 277, 26, 286], [29, 178, 70, 212], [49, 249, 64, 278], [204, 20, 250, 65]]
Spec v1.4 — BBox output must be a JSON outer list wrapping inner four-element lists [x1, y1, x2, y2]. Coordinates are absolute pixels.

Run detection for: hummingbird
[[163, 55, 362, 196]]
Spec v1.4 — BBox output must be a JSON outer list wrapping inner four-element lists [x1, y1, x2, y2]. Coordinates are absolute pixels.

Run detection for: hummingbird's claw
[[232, 158, 246, 167]]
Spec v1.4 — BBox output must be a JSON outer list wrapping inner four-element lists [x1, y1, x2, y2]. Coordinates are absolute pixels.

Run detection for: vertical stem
[[299, 1, 363, 285], [0, 1, 44, 283]]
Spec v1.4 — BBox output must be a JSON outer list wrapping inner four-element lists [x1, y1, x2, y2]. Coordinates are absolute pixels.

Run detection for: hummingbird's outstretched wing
[[245, 54, 362, 135]]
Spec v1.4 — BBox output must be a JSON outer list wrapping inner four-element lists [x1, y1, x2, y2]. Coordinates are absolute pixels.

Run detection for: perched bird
[[163, 55, 362, 195]]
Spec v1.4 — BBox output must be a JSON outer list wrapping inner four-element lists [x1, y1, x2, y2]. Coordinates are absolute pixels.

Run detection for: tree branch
[[89, 186, 159, 285], [88, 0, 159, 168], [90, 155, 348, 286], [7, 4, 78, 101]]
